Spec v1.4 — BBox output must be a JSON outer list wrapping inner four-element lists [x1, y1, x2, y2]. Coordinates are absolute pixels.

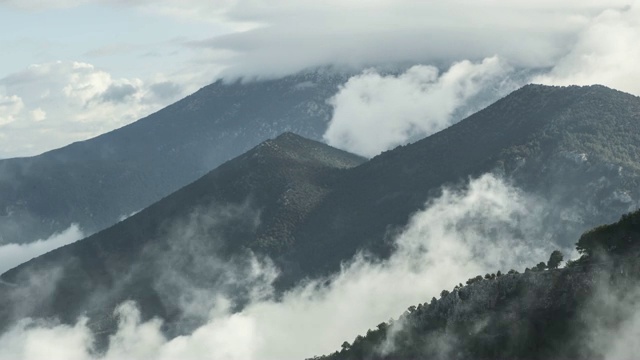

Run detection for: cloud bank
[[0, 174, 565, 359], [199, 0, 633, 80], [0, 224, 84, 274], [324, 57, 518, 157]]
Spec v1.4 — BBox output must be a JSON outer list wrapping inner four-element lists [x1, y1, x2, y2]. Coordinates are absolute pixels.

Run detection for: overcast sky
[[0, 0, 637, 158]]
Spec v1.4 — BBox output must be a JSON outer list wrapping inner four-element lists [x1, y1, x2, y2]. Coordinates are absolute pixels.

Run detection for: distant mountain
[[0, 68, 353, 244], [315, 210, 640, 360], [2, 84, 640, 341]]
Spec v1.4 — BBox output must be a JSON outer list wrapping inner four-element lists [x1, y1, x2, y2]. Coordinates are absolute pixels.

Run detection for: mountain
[[2, 84, 640, 341], [289, 84, 640, 277], [0, 68, 353, 245], [0, 133, 365, 336], [314, 210, 640, 360]]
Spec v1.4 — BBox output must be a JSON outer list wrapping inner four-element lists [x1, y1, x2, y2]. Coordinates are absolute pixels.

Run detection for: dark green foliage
[[534, 262, 547, 272], [576, 209, 640, 257], [318, 210, 640, 360], [547, 250, 564, 269]]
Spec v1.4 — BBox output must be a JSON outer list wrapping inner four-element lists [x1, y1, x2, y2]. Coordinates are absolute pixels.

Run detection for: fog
[[0, 224, 83, 274], [0, 174, 566, 359], [324, 57, 519, 157]]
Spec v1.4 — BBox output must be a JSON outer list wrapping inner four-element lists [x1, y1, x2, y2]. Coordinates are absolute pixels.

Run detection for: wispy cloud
[[0, 224, 83, 274]]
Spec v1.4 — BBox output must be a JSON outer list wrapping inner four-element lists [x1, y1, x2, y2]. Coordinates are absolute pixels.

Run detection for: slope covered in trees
[[315, 211, 640, 360]]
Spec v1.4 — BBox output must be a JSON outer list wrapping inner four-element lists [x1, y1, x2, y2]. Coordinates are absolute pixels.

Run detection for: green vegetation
[[316, 207, 640, 360], [576, 209, 640, 257], [547, 250, 564, 269]]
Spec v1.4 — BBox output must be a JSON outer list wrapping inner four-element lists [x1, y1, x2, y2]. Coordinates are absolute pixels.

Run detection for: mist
[[0, 224, 83, 274], [323, 57, 519, 157], [0, 174, 566, 359]]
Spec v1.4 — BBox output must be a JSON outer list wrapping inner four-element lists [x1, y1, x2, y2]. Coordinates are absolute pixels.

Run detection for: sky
[[1, 2, 639, 358], [0, 0, 638, 158]]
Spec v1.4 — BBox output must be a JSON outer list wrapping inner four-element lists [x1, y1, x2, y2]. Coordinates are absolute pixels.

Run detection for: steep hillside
[[0, 68, 352, 244], [292, 84, 640, 277], [316, 210, 640, 360]]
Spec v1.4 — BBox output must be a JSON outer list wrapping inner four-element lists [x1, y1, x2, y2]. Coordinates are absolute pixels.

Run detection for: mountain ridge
[[0, 69, 353, 245], [2, 83, 640, 343]]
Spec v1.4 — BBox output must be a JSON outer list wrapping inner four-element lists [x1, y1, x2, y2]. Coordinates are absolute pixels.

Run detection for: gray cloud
[[99, 83, 138, 103], [149, 81, 182, 101], [194, 1, 631, 80]]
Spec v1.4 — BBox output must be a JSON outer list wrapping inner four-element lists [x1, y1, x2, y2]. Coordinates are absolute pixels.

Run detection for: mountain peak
[[246, 132, 364, 170]]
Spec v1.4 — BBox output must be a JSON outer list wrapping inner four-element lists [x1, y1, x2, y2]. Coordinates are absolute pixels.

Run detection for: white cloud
[[534, 3, 640, 95], [0, 317, 93, 360], [0, 95, 24, 126], [0, 61, 191, 158], [580, 273, 640, 360], [1, 1, 638, 158], [0, 174, 563, 360], [0, 224, 84, 274], [324, 57, 517, 157]]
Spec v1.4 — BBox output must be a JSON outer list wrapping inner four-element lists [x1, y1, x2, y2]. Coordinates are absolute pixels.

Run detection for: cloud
[[323, 57, 518, 157], [99, 83, 139, 103], [0, 95, 24, 126], [0, 61, 188, 158], [0, 224, 84, 274], [0, 174, 564, 359], [185, 0, 630, 80], [534, 3, 640, 96], [2, 1, 639, 159], [576, 269, 640, 360]]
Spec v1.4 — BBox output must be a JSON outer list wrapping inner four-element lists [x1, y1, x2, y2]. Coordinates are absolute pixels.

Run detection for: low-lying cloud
[[0, 174, 565, 359], [323, 57, 518, 157], [0, 224, 84, 274]]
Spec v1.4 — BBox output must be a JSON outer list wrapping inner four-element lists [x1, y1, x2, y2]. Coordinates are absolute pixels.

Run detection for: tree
[[440, 289, 450, 298], [341, 341, 351, 351], [547, 250, 564, 269]]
